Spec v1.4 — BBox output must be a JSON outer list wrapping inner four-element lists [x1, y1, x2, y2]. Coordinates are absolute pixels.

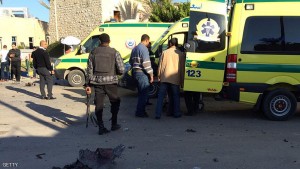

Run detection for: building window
[[29, 37, 34, 49], [12, 36, 17, 45]]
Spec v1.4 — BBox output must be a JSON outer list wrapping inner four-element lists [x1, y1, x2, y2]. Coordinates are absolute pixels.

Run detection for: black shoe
[[111, 124, 121, 131], [155, 116, 161, 119], [173, 115, 182, 118], [146, 102, 153, 106], [135, 113, 148, 118], [98, 127, 110, 135], [184, 113, 193, 116], [41, 96, 48, 100], [48, 97, 56, 100]]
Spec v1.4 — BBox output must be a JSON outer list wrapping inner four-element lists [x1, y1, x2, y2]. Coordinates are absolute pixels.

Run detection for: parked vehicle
[[54, 22, 171, 87], [184, 0, 300, 120]]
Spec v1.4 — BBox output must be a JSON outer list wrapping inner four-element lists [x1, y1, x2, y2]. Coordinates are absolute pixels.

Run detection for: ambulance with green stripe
[[184, 0, 300, 120], [54, 22, 172, 87]]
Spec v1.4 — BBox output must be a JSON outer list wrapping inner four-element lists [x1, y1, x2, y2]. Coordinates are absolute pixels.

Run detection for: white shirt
[[0, 49, 9, 63]]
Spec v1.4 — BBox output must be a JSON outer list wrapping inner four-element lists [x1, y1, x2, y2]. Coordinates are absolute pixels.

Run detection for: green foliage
[[47, 41, 65, 58], [149, 0, 190, 22]]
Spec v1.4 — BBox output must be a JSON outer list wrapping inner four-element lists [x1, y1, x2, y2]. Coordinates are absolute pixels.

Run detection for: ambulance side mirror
[[184, 40, 196, 52], [78, 45, 87, 54], [155, 45, 163, 58]]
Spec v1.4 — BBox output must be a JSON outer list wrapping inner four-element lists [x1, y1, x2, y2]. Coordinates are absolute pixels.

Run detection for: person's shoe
[[146, 102, 153, 106], [135, 113, 148, 118], [184, 113, 193, 116], [98, 127, 110, 135], [155, 116, 161, 119], [41, 96, 48, 100], [111, 124, 121, 131], [48, 97, 56, 100], [173, 114, 182, 118]]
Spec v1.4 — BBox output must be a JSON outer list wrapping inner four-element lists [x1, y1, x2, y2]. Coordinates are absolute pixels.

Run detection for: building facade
[[0, 7, 48, 50], [48, 0, 149, 43]]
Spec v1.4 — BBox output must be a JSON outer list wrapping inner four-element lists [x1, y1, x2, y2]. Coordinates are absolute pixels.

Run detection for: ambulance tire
[[262, 89, 297, 121], [149, 82, 159, 98], [68, 70, 85, 87]]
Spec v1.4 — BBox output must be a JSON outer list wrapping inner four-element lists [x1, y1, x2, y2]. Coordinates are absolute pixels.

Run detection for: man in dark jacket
[[7, 43, 21, 82], [85, 33, 125, 135], [32, 40, 55, 100]]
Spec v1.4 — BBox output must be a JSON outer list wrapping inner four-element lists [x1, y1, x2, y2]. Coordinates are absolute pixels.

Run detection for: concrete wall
[[48, 0, 150, 44], [0, 16, 48, 50], [48, 0, 102, 43]]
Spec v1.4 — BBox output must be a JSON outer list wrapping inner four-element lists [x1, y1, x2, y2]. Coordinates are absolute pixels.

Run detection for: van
[[54, 22, 171, 87], [184, 0, 300, 120], [120, 17, 190, 97]]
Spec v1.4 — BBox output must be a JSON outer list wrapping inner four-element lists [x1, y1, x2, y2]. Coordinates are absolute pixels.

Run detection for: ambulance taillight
[[226, 54, 237, 82]]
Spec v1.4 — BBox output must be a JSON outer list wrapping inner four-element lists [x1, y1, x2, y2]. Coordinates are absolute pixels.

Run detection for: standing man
[[8, 43, 21, 82], [32, 40, 55, 100], [0, 45, 9, 81], [85, 33, 125, 135], [129, 34, 153, 118], [155, 38, 185, 119]]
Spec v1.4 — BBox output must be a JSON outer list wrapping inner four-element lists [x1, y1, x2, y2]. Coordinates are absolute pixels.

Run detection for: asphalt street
[[1, 78, 300, 169]]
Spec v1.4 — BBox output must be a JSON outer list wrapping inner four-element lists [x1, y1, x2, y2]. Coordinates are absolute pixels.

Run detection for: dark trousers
[[94, 84, 120, 125], [37, 67, 53, 97], [184, 91, 201, 114], [1, 61, 9, 80], [11, 61, 21, 81]]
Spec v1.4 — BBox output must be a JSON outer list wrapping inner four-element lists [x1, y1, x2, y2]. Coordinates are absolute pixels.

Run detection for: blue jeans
[[155, 82, 181, 118], [133, 71, 150, 116], [1, 61, 9, 80]]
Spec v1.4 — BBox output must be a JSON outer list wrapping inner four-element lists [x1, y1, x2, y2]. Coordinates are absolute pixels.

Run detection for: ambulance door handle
[[211, 57, 215, 61], [238, 58, 242, 62]]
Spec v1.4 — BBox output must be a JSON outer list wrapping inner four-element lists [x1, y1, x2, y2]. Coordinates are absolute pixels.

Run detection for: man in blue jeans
[[129, 34, 153, 117], [155, 38, 185, 119]]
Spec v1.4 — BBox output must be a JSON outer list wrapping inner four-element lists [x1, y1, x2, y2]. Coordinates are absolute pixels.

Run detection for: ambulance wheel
[[262, 89, 296, 121], [68, 70, 85, 87], [149, 82, 159, 98]]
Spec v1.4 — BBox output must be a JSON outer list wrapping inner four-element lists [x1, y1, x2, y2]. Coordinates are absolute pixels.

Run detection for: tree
[[148, 0, 190, 22]]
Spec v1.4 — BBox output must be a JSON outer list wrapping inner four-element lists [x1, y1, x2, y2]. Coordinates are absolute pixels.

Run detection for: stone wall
[[48, 0, 102, 43]]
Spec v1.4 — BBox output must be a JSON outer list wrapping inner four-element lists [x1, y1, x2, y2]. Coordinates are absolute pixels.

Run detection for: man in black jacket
[[32, 40, 56, 100], [7, 43, 21, 82], [85, 33, 125, 135]]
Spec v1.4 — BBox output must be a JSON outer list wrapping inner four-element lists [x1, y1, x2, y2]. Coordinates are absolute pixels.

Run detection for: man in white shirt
[[0, 45, 9, 81]]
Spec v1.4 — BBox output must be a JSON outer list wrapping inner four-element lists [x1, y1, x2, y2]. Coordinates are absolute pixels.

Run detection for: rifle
[[86, 94, 98, 128]]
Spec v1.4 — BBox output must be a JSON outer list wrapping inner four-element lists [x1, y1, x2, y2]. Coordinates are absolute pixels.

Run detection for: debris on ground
[[36, 153, 46, 159], [52, 144, 125, 169], [213, 158, 219, 162], [186, 129, 196, 133], [25, 82, 35, 87]]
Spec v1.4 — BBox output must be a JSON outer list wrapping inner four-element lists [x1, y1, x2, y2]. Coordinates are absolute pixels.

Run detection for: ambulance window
[[188, 11, 226, 53], [283, 17, 300, 53], [241, 16, 300, 54], [83, 36, 100, 53]]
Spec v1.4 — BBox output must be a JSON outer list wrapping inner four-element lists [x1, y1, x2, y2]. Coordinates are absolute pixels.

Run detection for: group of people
[[0, 43, 22, 82], [0, 41, 55, 100], [85, 33, 202, 135]]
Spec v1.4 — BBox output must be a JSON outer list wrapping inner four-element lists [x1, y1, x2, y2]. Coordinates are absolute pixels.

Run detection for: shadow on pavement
[[6, 86, 41, 98], [25, 101, 80, 126]]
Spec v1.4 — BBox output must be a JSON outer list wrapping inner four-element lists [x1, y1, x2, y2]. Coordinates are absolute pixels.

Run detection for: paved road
[[1, 79, 300, 169]]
